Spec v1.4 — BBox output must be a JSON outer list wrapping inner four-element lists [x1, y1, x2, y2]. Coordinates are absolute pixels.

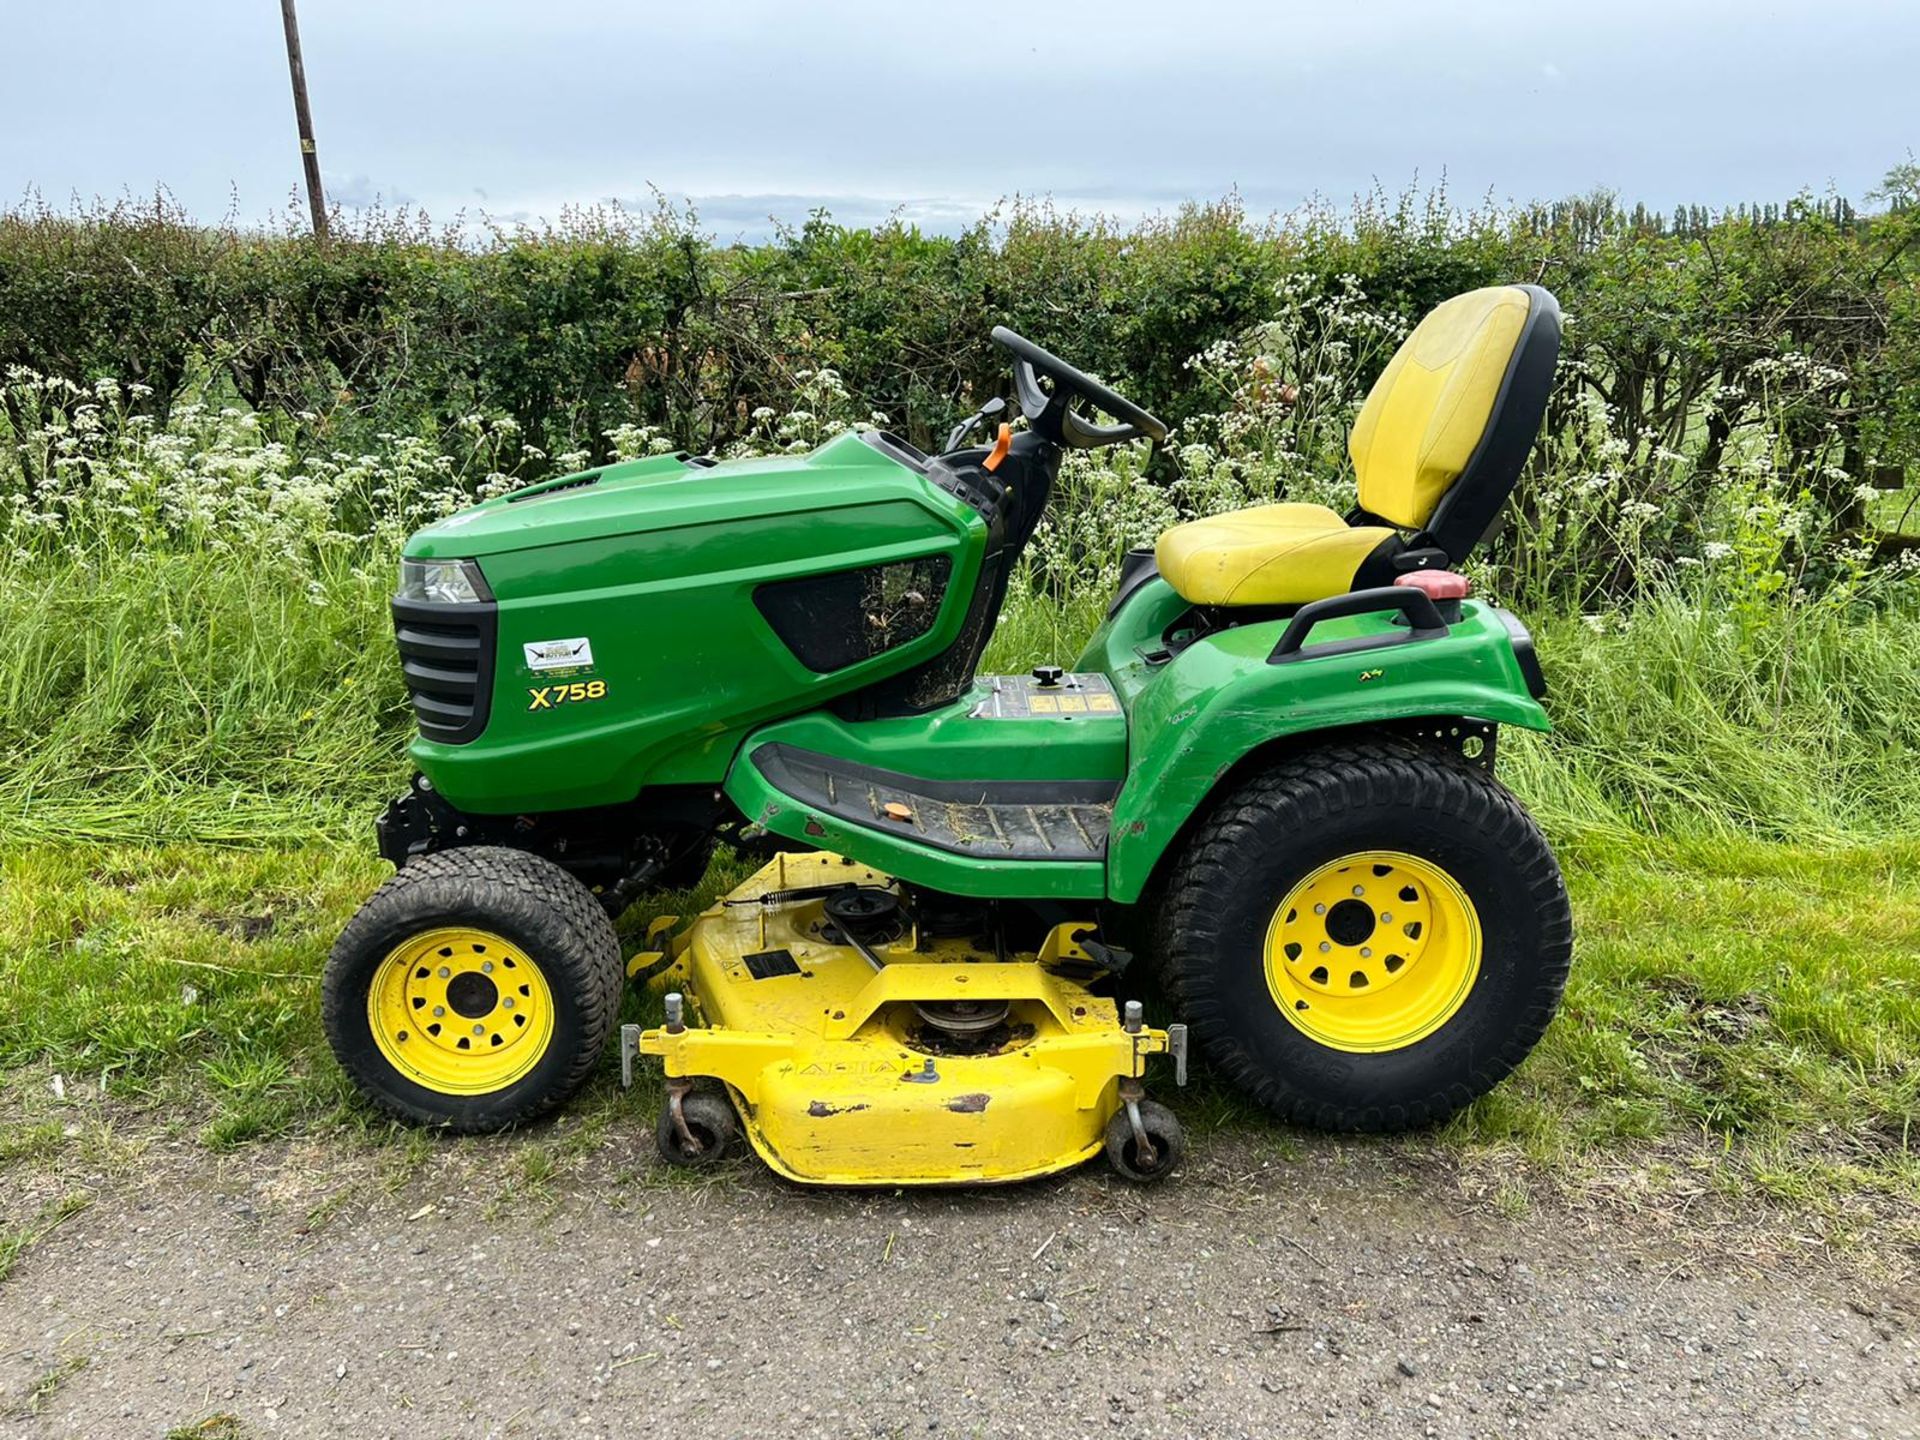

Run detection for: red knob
[[1394, 569, 1471, 600]]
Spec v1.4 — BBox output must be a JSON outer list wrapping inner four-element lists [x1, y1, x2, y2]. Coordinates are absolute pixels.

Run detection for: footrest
[[750, 743, 1115, 860]]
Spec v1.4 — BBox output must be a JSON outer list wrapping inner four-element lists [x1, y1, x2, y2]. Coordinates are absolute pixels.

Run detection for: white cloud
[[325, 172, 413, 210]]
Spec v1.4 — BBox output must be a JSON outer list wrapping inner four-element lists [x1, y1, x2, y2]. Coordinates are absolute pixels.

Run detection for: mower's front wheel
[[323, 847, 624, 1132], [1155, 740, 1571, 1132]]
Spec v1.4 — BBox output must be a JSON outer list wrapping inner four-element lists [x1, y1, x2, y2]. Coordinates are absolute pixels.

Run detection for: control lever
[[944, 395, 1007, 452]]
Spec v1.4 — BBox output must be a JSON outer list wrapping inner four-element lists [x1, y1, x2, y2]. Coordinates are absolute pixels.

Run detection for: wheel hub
[[445, 969, 499, 1019], [1263, 851, 1481, 1052], [1323, 898, 1377, 947], [367, 927, 555, 1095]]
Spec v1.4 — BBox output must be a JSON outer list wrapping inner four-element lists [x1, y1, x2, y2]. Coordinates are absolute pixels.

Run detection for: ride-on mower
[[325, 284, 1573, 1185]]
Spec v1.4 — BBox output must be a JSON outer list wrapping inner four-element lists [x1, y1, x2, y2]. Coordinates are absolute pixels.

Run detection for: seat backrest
[[1349, 284, 1561, 562]]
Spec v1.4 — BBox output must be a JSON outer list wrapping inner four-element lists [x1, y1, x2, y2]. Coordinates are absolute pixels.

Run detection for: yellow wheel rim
[[1263, 850, 1481, 1053], [368, 927, 555, 1095]]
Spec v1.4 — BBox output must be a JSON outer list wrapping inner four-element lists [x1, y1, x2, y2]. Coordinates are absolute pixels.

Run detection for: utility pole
[[279, 0, 328, 241]]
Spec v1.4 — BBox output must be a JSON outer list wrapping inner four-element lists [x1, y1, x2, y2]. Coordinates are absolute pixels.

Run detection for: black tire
[[323, 846, 624, 1132], [1104, 1099, 1185, 1182], [1154, 739, 1572, 1132], [656, 1090, 738, 1167]]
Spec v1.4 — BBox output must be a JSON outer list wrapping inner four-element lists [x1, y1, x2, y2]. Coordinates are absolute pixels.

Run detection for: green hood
[[405, 432, 916, 560]]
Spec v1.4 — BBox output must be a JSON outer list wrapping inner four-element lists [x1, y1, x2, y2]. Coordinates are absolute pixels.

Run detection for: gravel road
[[3, 1129, 1916, 1439]]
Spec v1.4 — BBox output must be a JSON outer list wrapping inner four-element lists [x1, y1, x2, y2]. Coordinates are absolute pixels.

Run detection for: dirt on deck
[[3, 1124, 1918, 1440]]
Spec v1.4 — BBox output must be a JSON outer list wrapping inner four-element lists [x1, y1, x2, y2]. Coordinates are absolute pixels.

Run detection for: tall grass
[[1518, 593, 1920, 842], [0, 550, 402, 842], [7, 511, 1920, 852]]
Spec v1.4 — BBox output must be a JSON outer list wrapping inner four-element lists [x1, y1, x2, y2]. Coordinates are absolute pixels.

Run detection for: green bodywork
[[723, 585, 1547, 901], [401, 434, 1549, 904], [1080, 581, 1549, 901], [406, 435, 987, 813]]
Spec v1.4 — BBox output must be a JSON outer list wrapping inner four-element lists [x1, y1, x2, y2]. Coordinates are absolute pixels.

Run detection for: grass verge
[[3, 831, 1917, 1248]]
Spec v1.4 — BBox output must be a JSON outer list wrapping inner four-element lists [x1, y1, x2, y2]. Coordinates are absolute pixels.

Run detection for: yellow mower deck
[[629, 852, 1179, 1185]]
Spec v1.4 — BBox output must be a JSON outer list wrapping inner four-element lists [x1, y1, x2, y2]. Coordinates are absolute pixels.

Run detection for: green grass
[[3, 831, 1916, 1227], [0, 550, 403, 845], [0, 840, 744, 1154], [1509, 591, 1920, 842], [1450, 834, 1920, 1174]]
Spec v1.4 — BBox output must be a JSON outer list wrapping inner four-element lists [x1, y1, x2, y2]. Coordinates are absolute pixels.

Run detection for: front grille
[[391, 597, 498, 744]]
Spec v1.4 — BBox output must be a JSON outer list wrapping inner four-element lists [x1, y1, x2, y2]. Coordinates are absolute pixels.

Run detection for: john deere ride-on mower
[[325, 284, 1573, 1185]]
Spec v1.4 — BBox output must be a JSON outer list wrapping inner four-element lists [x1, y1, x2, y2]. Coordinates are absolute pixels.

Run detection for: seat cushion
[[1154, 503, 1401, 607]]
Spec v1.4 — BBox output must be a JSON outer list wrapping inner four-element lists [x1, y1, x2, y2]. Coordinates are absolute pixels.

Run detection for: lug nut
[[502, 998, 514, 1010], [472, 1024, 484, 1036], [432, 1005, 445, 1017], [482, 960, 494, 974], [437, 966, 450, 979]]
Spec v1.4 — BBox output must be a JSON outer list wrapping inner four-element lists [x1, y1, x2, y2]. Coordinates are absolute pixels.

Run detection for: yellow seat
[[1155, 284, 1560, 607], [1153, 503, 1400, 607]]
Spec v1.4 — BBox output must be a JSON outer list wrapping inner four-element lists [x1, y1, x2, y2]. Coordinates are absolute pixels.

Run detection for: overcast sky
[[3, 0, 1913, 238]]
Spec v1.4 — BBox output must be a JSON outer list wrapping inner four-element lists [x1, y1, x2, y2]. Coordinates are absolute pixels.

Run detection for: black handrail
[[1267, 587, 1452, 665]]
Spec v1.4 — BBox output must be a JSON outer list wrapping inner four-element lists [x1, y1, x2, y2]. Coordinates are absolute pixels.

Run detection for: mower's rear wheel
[[1155, 739, 1571, 1132], [1104, 1099, 1185, 1182], [323, 847, 623, 1132]]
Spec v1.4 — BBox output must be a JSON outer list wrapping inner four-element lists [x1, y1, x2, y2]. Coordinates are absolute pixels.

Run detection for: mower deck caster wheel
[[1104, 1099, 1184, 1183], [655, 1089, 738, 1168]]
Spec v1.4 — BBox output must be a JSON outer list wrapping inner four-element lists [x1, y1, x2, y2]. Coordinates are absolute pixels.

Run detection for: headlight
[[396, 558, 492, 605]]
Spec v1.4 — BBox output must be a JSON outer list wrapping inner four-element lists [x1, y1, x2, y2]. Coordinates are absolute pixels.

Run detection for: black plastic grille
[[754, 555, 952, 673], [392, 598, 498, 744], [506, 470, 602, 503]]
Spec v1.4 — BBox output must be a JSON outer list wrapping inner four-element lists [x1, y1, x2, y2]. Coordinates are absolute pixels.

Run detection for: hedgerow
[[4, 173, 1915, 548]]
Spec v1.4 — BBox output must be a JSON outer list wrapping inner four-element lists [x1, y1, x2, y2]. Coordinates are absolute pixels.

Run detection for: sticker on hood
[[523, 637, 595, 673]]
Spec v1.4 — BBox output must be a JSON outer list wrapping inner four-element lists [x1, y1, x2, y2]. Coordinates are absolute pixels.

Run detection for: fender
[[1085, 584, 1550, 903]]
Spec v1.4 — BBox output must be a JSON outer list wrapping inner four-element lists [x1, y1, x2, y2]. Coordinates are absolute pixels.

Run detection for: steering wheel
[[991, 326, 1169, 449]]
